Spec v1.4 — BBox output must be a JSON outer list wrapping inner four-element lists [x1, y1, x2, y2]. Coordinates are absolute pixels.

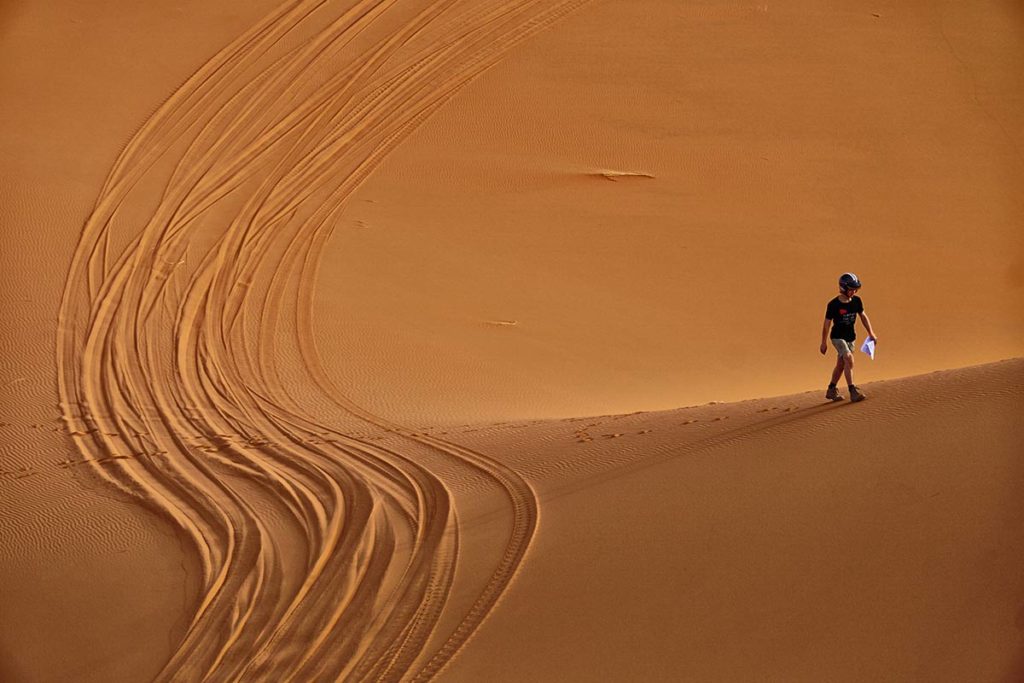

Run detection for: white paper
[[860, 338, 876, 359]]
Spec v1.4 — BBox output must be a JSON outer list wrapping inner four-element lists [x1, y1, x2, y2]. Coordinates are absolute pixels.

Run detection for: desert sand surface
[[1, 0, 1022, 681], [438, 360, 1024, 682]]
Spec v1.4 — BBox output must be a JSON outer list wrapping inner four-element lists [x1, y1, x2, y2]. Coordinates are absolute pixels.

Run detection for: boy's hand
[[819, 342, 827, 355], [868, 334, 879, 344]]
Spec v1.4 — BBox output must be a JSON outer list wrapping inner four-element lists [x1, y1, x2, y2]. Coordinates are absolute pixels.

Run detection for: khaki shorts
[[831, 338, 856, 356]]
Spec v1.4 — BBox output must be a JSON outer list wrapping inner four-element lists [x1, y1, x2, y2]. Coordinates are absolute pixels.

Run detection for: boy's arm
[[820, 318, 831, 354], [859, 312, 878, 341]]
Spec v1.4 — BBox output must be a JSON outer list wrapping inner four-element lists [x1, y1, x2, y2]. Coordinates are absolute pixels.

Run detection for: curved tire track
[[56, 1, 590, 680]]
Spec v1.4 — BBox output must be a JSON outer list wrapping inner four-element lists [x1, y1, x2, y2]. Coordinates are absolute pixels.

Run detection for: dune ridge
[[54, 1, 590, 679], [440, 358, 1024, 681]]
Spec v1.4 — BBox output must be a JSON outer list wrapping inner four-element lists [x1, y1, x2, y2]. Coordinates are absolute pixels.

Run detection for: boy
[[819, 272, 878, 402]]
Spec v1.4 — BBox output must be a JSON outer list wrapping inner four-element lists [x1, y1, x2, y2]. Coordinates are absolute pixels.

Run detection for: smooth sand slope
[[320, 0, 1024, 423], [1, 0, 1022, 681], [438, 360, 1024, 682]]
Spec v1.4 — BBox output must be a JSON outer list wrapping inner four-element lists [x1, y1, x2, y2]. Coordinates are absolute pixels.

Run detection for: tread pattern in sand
[[55, 1, 591, 679]]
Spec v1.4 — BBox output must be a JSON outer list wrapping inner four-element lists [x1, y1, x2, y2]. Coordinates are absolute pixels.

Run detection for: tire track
[[56, 1, 591, 680]]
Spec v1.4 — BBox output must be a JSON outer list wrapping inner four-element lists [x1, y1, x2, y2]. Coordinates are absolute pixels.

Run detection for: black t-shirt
[[825, 295, 863, 342]]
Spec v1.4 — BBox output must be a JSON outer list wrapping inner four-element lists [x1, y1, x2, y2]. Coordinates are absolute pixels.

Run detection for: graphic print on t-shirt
[[825, 295, 863, 342]]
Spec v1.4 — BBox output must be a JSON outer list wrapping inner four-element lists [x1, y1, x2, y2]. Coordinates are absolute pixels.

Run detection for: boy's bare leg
[[843, 354, 854, 386], [830, 356, 845, 386]]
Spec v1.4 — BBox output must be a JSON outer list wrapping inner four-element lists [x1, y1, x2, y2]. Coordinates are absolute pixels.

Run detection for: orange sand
[[1, 0, 1021, 681]]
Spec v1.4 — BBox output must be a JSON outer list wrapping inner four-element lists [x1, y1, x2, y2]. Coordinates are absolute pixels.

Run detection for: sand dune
[[441, 360, 1024, 681], [45, 2, 598, 680], [318, 0, 1024, 423], [1, 0, 1021, 681]]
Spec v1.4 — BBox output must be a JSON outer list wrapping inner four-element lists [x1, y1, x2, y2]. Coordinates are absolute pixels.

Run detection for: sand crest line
[[55, 0, 591, 680]]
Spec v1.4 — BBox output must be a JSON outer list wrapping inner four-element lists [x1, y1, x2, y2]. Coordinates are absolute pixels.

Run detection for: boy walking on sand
[[820, 272, 878, 402]]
